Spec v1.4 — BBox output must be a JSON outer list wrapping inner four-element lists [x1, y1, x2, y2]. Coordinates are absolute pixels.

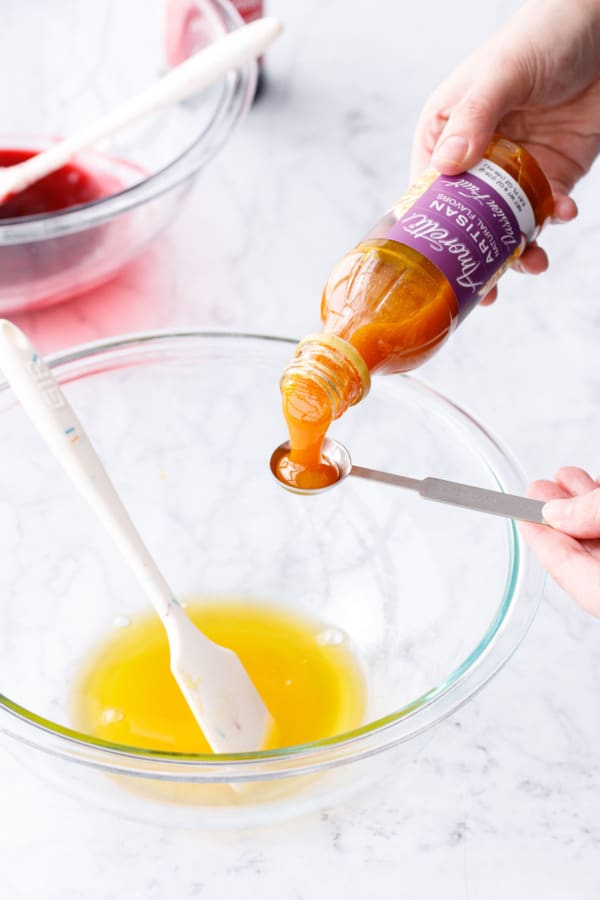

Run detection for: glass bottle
[[277, 135, 553, 489]]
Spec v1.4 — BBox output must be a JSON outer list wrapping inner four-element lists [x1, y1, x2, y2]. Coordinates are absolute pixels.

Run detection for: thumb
[[543, 488, 600, 539], [431, 71, 530, 174]]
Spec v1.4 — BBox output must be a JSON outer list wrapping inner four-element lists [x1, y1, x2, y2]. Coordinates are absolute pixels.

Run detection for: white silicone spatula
[[0, 320, 274, 754], [0, 16, 282, 203]]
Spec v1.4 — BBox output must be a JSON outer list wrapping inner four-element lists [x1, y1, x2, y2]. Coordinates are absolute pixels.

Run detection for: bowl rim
[[0, 329, 545, 780], [0, 0, 256, 245]]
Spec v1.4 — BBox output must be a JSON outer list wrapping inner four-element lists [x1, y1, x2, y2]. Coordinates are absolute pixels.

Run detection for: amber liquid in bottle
[[276, 136, 553, 489]]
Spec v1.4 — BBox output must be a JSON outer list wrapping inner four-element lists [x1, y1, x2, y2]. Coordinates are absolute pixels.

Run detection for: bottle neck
[[281, 333, 370, 422]]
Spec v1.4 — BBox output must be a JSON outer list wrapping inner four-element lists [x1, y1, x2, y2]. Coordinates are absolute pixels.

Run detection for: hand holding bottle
[[411, 0, 600, 303], [278, 0, 600, 618], [519, 468, 600, 618]]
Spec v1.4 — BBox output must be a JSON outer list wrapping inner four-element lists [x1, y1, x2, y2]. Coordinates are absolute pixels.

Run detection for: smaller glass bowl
[[0, 332, 544, 828], [0, 0, 254, 314]]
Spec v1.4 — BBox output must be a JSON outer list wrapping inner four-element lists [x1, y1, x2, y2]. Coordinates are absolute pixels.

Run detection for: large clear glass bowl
[[0, 331, 544, 827], [0, 0, 254, 313]]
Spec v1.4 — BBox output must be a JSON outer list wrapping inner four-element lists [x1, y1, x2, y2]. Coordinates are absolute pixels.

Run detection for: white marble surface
[[2, 0, 600, 897]]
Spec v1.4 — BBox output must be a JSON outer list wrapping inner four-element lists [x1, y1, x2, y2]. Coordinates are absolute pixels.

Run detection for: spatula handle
[[0, 320, 175, 617]]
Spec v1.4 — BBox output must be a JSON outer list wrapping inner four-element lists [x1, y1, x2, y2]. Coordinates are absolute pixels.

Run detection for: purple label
[[387, 172, 523, 311]]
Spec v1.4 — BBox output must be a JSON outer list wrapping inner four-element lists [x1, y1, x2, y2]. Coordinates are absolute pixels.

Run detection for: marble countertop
[[2, 0, 600, 897]]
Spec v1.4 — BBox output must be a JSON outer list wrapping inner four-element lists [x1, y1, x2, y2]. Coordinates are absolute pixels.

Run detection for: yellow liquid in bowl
[[73, 598, 367, 754]]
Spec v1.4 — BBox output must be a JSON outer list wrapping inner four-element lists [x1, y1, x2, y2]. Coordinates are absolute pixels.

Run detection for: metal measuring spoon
[[270, 438, 547, 525]]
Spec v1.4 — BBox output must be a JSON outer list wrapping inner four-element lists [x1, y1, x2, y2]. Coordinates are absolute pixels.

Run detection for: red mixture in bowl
[[0, 148, 106, 219]]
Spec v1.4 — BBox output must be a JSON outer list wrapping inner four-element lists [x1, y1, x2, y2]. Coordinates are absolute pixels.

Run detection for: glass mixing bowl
[[0, 332, 544, 828], [0, 0, 254, 314]]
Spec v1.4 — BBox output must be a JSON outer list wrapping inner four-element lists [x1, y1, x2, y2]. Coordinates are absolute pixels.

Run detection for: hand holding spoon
[[0, 17, 282, 203], [0, 321, 274, 754], [271, 438, 547, 525]]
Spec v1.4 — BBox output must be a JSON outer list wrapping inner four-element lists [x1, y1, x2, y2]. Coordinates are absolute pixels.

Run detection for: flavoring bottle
[[276, 135, 553, 489]]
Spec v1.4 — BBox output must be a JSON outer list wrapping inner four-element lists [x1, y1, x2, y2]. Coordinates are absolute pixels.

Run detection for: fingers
[[526, 471, 600, 561], [519, 475, 600, 617], [476, 195, 574, 296], [551, 192, 578, 224], [429, 67, 531, 174], [512, 243, 549, 276], [479, 242, 548, 306], [411, 103, 452, 181], [542, 471, 600, 539], [408, 39, 529, 179], [527, 479, 571, 503], [555, 466, 598, 495], [518, 479, 568, 576], [519, 518, 600, 618], [479, 286, 498, 307]]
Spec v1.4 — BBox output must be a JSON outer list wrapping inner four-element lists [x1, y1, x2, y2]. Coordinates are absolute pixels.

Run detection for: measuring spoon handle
[[419, 477, 545, 524], [350, 466, 546, 525]]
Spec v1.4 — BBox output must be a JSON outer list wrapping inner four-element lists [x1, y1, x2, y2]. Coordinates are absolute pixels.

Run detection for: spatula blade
[[167, 604, 275, 755]]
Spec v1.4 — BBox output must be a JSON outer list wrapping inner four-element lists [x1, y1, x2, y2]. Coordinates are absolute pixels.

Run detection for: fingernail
[[433, 135, 470, 170], [542, 498, 573, 527]]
